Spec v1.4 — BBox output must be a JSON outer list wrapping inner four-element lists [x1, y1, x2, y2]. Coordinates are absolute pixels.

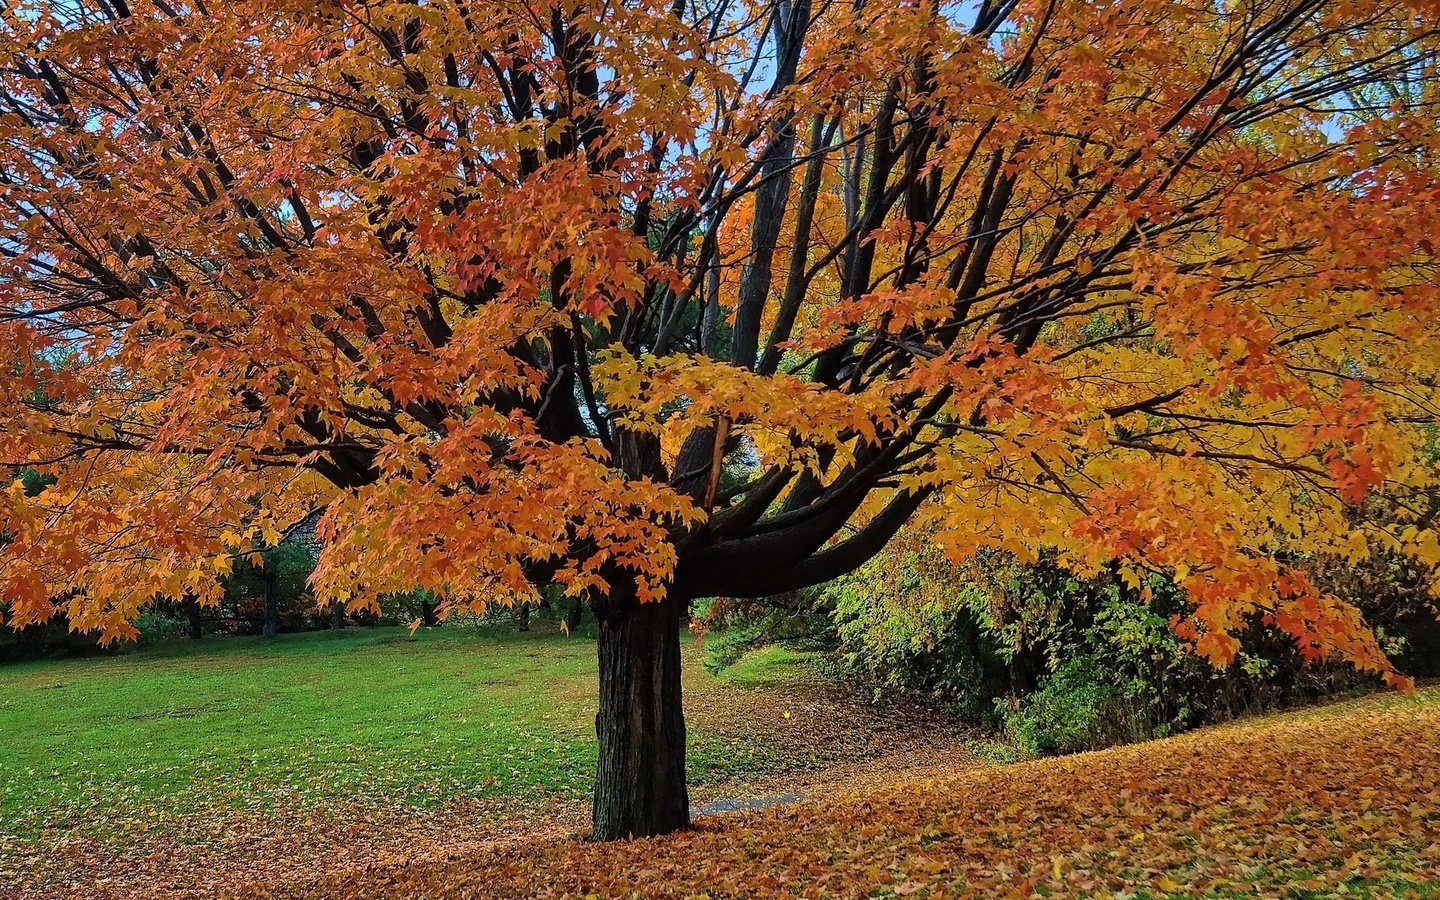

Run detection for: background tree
[[222, 542, 317, 637], [2, 0, 1439, 839]]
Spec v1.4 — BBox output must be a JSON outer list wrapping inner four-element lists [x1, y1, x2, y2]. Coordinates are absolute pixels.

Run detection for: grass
[[0, 628, 601, 837], [0, 625, 852, 846], [711, 644, 827, 690], [6, 628, 1437, 898]]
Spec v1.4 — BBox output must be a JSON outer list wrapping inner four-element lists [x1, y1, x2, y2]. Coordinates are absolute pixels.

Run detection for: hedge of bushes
[[702, 541, 1440, 757]]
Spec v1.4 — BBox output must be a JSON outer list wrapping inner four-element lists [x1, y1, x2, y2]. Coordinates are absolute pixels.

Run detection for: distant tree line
[[1, 491, 588, 661]]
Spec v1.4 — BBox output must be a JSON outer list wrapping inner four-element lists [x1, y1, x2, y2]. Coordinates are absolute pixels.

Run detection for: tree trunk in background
[[517, 602, 531, 632], [332, 603, 344, 630], [262, 568, 279, 638], [420, 600, 440, 627], [185, 598, 202, 640], [566, 596, 584, 633], [591, 587, 688, 840]]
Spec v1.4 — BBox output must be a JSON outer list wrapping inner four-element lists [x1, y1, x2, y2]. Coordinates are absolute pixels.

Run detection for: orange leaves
[[1, 0, 1439, 673], [252, 691, 1440, 898]]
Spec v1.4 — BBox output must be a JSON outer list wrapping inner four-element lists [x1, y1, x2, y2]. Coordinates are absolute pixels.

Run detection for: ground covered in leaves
[[6, 632, 1436, 898], [0, 627, 973, 898], [245, 688, 1440, 900]]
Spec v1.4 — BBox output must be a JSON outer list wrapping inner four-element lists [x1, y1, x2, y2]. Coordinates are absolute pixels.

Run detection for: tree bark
[[262, 568, 279, 638], [185, 598, 202, 640], [332, 602, 344, 630], [591, 584, 689, 840]]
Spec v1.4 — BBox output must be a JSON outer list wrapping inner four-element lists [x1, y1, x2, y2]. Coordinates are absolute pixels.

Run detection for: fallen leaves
[[236, 691, 1440, 899]]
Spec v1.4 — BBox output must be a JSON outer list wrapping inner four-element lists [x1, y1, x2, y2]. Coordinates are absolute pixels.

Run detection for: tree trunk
[[516, 601, 531, 632], [332, 602, 344, 630], [592, 588, 689, 841], [566, 595, 585, 633], [420, 600, 440, 627], [262, 568, 279, 638], [185, 598, 202, 640]]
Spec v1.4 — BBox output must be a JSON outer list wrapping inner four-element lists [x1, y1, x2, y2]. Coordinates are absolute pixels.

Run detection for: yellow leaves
[[1344, 528, 1371, 565], [1117, 566, 1142, 592], [212, 555, 234, 577], [595, 349, 893, 476], [1155, 874, 1184, 892]]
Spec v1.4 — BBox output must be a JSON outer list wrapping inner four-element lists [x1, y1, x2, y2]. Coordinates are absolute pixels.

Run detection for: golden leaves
[[595, 351, 894, 476]]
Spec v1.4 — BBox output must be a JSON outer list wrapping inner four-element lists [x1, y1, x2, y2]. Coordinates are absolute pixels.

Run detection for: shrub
[[709, 529, 1435, 759], [1001, 656, 1114, 755], [134, 610, 187, 645]]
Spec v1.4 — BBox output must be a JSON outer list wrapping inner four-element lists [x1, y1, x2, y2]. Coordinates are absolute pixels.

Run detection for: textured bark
[[592, 584, 688, 840]]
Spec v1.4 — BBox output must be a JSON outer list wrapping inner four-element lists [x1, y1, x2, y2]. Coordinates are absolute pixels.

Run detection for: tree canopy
[[3, 0, 1439, 837]]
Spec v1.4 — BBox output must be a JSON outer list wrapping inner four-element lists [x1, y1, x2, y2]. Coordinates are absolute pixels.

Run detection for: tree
[[2, 0, 1439, 840], [222, 541, 316, 636]]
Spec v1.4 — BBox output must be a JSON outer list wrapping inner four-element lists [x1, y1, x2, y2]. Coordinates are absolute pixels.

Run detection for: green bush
[[1001, 656, 1113, 755], [134, 610, 187, 645], [829, 564, 1010, 721], [704, 530, 1437, 760]]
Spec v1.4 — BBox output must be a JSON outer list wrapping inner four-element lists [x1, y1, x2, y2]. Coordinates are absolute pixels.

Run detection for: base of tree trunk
[[591, 587, 689, 841]]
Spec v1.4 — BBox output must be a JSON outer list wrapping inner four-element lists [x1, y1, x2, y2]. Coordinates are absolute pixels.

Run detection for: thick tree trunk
[[592, 587, 689, 840], [332, 603, 344, 630]]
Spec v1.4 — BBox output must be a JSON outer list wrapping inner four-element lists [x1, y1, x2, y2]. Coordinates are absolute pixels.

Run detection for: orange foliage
[[2, 0, 1439, 682]]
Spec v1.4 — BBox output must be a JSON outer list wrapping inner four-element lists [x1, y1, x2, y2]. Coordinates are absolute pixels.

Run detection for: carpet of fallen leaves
[[229, 693, 1440, 899]]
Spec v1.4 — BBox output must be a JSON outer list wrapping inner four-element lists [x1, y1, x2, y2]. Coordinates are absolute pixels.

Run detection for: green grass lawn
[[0, 625, 821, 845]]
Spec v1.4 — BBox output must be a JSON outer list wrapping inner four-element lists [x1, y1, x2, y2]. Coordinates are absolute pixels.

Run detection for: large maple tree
[[2, 0, 1438, 839]]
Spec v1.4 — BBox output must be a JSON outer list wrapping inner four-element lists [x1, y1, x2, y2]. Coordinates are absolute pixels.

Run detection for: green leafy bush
[[702, 518, 1440, 759], [827, 557, 1010, 721], [1001, 656, 1113, 755], [134, 610, 187, 645]]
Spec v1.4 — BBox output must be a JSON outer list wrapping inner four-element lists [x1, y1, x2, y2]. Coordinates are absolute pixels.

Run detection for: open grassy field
[[1, 628, 599, 836], [0, 625, 973, 898]]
